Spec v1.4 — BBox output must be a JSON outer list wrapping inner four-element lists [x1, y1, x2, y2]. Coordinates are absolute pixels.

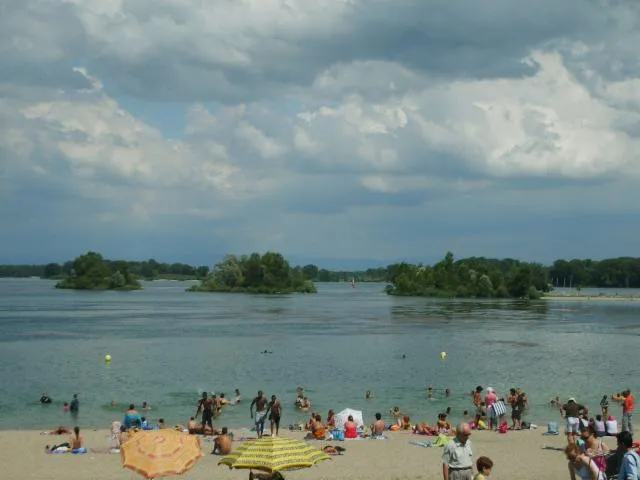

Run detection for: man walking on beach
[[269, 395, 282, 437], [250, 390, 268, 438], [613, 389, 635, 435], [560, 397, 585, 445], [442, 422, 473, 480]]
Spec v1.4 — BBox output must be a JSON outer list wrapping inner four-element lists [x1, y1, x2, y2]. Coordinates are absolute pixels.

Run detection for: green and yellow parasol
[[218, 436, 331, 473]]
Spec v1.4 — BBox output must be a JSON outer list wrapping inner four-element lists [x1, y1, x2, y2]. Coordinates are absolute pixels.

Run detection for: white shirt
[[442, 438, 473, 469]]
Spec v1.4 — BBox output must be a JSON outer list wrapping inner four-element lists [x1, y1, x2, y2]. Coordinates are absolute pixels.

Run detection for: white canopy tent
[[334, 408, 365, 430]]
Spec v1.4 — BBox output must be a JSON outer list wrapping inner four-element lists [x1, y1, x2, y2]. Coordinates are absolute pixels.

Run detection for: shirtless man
[[250, 390, 268, 438], [371, 413, 386, 437], [211, 427, 232, 455], [197, 393, 214, 432], [268, 395, 282, 437]]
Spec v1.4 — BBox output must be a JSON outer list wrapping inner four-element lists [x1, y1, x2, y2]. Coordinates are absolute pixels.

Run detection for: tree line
[[2, 254, 640, 291], [0, 259, 210, 280]]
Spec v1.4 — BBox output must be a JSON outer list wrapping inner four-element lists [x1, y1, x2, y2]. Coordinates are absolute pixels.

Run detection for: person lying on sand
[[47, 426, 87, 454], [322, 445, 346, 455], [45, 426, 71, 435], [413, 421, 433, 435]]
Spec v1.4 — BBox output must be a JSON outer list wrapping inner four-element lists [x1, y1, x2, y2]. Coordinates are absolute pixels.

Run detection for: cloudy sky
[[1, 0, 639, 268]]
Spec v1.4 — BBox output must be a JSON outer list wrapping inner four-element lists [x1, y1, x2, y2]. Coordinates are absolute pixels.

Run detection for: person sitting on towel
[[371, 413, 386, 437]]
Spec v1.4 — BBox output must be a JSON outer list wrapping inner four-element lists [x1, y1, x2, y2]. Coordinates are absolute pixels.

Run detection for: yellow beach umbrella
[[218, 436, 331, 473], [121, 429, 204, 479]]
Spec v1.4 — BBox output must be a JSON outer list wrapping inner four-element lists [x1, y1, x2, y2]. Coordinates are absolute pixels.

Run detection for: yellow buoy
[[440, 351, 447, 360], [104, 354, 112, 363]]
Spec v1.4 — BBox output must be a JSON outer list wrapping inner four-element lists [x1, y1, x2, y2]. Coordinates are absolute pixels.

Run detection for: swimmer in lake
[[40, 393, 52, 404], [365, 390, 373, 399]]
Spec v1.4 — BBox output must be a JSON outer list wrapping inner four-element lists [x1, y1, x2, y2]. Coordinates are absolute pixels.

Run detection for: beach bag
[[331, 429, 345, 441], [491, 401, 507, 417], [592, 454, 607, 476], [543, 422, 559, 435]]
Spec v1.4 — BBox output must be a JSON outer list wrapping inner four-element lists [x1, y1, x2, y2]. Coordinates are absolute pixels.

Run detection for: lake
[[0, 278, 638, 430]]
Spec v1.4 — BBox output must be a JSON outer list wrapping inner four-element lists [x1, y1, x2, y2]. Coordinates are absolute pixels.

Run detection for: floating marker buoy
[[440, 351, 447, 360], [104, 354, 112, 363]]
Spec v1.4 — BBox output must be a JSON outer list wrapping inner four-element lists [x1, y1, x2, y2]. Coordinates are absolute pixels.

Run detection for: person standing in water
[[250, 390, 268, 438], [69, 394, 79, 416]]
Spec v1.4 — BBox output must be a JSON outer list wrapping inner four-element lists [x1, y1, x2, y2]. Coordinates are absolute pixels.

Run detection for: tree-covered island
[[385, 252, 550, 299], [55, 252, 142, 291], [187, 252, 316, 294]]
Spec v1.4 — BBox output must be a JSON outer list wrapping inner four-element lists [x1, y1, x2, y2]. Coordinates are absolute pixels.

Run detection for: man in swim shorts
[[250, 390, 268, 438], [268, 395, 282, 437], [560, 397, 585, 445], [197, 393, 214, 432]]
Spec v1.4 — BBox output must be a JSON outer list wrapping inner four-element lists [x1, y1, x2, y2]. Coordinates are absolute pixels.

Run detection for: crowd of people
[[37, 383, 638, 479]]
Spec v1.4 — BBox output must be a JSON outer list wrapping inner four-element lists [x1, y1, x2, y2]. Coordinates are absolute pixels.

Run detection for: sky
[[1, 0, 639, 269]]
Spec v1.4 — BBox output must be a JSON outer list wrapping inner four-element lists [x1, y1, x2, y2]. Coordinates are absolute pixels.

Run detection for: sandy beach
[[0, 427, 622, 480]]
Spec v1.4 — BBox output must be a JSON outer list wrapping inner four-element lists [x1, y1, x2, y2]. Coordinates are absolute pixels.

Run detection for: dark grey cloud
[[0, 0, 629, 103]]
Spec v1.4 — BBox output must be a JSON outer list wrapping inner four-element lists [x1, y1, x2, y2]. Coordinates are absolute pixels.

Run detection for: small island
[[187, 252, 316, 294], [55, 252, 142, 291], [385, 252, 549, 299]]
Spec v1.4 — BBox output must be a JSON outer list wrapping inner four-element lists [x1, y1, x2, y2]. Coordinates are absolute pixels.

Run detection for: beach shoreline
[[0, 426, 624, 480], [543, 294, 640, 301]]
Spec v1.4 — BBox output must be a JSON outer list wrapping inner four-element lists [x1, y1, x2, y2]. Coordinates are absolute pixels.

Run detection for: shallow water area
[[0, 279, 638, 430]]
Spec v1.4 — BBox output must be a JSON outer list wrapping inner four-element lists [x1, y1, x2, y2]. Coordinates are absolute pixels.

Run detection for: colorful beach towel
[[433, 434, 452, 447]]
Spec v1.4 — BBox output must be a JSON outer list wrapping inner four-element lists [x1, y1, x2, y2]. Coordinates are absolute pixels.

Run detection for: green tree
[[43, 263, 62, 278], [188, 251, 316, 294]]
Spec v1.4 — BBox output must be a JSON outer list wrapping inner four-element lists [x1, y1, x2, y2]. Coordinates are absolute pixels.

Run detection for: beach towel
[[371, 434, 387, 440], [410, 441, 433, 448], [433, 434, 452, 447], [543, 422, 559, 435], [491, 401, 507, 417]]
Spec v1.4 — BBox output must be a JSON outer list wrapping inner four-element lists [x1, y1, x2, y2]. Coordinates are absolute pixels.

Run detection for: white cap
[[568, 397, 576, 402], [487, 387, 494, 392]]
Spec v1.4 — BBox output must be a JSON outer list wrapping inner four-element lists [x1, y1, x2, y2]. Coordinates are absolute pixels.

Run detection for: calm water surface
[[0, 279, 638, 430]]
